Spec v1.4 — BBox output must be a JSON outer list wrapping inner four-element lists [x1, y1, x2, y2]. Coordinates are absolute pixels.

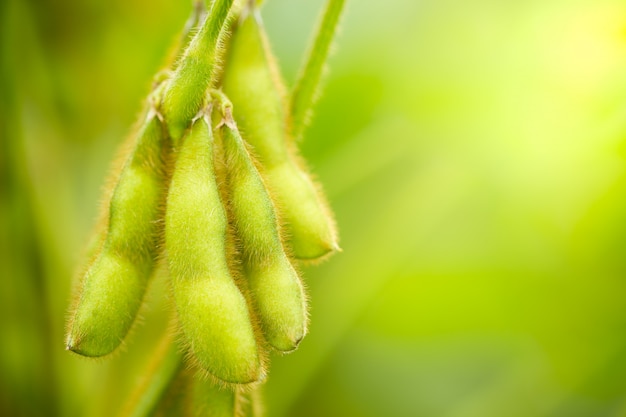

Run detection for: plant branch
[[119, 335, 183, 417], [289, 0, 346, 141], [161, 0, 235, 142], [163, 1, 207, 70]]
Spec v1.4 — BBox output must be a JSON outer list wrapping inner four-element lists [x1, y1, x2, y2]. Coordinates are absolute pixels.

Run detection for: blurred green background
[[3, 0, 626, 416]]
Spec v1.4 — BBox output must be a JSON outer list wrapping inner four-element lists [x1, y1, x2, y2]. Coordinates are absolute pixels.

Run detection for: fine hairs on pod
[[165, 114, 262, 384], [212, 96, 308, 352], [221, 6, 339, 261], [66, 108, 168, 357]]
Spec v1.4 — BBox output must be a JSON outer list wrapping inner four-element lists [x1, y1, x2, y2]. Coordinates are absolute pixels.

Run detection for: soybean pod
[[165, 115, 262, 384], [213, 97, 307, 352], [221, 8, 339, 260], [67, 109, 168, 357]]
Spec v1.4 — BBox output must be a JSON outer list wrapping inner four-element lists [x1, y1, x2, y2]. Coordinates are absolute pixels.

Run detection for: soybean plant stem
[[182, 1, 208, 50], [201, 0, 236, 52], [119, 335, 183, 417], [290, 0, 346, 141], [163, 1, 207, 70], [161, 0, 235, 142]]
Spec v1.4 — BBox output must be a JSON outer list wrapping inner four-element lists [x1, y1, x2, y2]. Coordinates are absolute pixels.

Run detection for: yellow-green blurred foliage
[[2, 0, 626, 416]]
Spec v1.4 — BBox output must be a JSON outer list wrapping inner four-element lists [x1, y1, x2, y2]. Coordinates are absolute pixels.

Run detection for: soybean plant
[[66, 0, 347, 415]]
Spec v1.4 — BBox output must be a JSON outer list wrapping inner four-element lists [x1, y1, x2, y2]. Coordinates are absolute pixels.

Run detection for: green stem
[[180, 1, 209, 59], [210, 89, 234, 118], [161, 0, 235, 142], [289, 0, 346, 141], [163, 1, 207, 71], [119, 335, 183, 417]]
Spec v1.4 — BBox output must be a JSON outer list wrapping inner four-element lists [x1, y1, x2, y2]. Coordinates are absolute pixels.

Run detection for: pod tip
[[65, 337, 76, 352], [292, 335, 304, 350]]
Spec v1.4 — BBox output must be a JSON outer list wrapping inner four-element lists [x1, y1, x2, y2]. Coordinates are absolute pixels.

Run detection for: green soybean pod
[[221, 9, 339, 261], [214, 103, 307, 352], [165, 116, 261, 384], [66, 111, 167, 357]]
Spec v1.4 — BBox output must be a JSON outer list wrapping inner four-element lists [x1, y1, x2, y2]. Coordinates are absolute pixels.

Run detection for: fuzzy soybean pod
[[165, 115, 261, 384], [221, 10, 339, 261], [215, 103, 307, 352], [66, 111, 167, 357]]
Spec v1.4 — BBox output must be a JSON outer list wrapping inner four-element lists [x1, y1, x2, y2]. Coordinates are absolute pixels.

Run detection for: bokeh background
[[3, 0, 626, 416]]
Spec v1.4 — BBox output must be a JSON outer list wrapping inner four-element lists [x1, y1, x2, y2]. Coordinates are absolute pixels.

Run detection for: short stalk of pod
[[213, 101, 307, 352], [165, 115, 262, 384], [221, 8, 339, 261], [66, 111, 167, 357]]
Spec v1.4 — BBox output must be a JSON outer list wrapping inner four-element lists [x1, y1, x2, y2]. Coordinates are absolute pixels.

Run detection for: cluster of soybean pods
[[65, 0, 344, 414]]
